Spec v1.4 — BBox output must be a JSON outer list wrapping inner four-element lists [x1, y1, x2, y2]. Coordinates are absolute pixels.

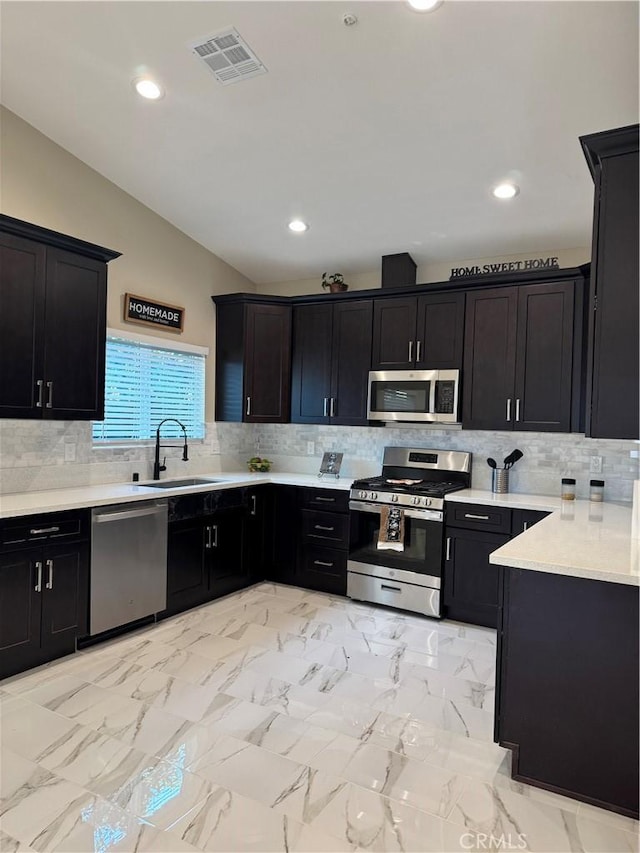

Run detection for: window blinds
[[92, 336, 205, 441]]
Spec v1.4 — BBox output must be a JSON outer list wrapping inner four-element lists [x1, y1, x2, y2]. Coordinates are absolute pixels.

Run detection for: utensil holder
[[492, 468, 509, 494]]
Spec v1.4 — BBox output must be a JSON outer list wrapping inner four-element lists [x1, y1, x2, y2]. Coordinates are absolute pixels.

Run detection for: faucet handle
[[160, 456, 167, 473]]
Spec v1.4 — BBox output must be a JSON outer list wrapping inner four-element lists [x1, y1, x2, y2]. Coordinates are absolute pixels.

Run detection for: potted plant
[[322, 272, 348, 293], [247, 456, 272, 473]]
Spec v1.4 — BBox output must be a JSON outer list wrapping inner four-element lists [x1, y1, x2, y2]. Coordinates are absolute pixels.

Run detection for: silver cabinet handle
[[29, 526, 60, 535], [204, 525, 212, 550], [315, 496, 335, 503], [36, 379, 44, 408], [506, 398, 512, 421], [446, 537, 452, 561], [313, 560, 334, 568], [314, 524, 334, 532], [211, 524, 218, 548], [45, 558, 54, 590], [464, 513, 490, 520], [46, 381, 53, 409], [330, 398, 335, 417], [381, 584, 402, 593], [323, 397, 328, 417], [515, 399, 521, 422], [246, 396, 251, 416], [416, 341, 422, 363], [408, 340, 413, 363], [250, 495, 257, 517], [34, 561, 43, 593], [523, 521, 529, 531]]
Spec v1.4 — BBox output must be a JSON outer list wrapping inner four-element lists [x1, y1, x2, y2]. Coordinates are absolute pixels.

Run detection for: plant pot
[[328, 283, 348, 293]]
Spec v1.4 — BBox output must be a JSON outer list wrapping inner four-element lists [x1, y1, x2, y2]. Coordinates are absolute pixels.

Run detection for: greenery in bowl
[[247, 456, 272, 472]]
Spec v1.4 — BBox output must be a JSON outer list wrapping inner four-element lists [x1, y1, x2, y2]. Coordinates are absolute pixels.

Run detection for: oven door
[[348, 500, 444, 583]]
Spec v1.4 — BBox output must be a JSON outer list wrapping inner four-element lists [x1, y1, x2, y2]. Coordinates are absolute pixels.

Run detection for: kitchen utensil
[[487, 457, 497, 469], [507, 449, 523, 469]]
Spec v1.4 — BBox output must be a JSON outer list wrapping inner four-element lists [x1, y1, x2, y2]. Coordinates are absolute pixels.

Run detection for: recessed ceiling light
[[133, 77, 164, 100], [492, 182, 520, 200], [288, 219, 308, 233], [407, 0, 443, 11]]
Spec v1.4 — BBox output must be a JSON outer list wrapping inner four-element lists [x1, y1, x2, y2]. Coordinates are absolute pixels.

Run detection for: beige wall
[[257, 247, 591, 297], [0, 107, 255, 421]]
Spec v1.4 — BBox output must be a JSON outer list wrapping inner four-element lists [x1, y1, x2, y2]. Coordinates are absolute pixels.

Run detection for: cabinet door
[[330, 300, 373, 425], [444, 529, 509, 628], [43, 248, 107, 420], [589, 149, 639, 439], [511, 509, 549, 537], [462, 288, 518, 430], [166, 518, 210, 615], [209, 507, 248, 598], [371, 297, 417, 369], [244, 303, 291, 423], [40, 542, 89, 662], [291, 303, 332, 423], [263, 485, 298, 585], [0, 233, 46, 418], [514, 283, 574, 432], [0, 548, 43, 679], [416, 292, 465, 369]]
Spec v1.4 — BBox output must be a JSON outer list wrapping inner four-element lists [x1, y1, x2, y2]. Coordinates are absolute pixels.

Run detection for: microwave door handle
[[429, 376, 437, 416]]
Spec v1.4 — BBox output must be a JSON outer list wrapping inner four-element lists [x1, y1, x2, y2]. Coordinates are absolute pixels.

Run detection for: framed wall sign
[[124, 293, 185, 332]]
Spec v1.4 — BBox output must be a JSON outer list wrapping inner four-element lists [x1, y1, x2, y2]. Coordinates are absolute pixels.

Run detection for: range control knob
[[371, 492, 378, 500], [412, 496, 420, 505], [391, 494, 399, 503], [425, 498, 432, 507], [359, 490, 368, 499]]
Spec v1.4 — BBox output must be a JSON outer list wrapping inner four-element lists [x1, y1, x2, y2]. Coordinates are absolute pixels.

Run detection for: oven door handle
[[349, 500, 443, 523]]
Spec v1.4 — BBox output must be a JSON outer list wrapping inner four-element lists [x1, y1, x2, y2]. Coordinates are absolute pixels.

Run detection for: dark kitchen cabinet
[[166, 499, 249, 615], [263, 485, 299, 586], [581, 125, 639, 440], [0, 216, 120, 420], [463, 279, 580, 432], [297, 488, 349, 595], [213, 295, 291, 423], [372, 292, 465, 370], [444, 528, 508, 629], [0, 510, 89, 679], [511, 509, 549, 536], [291, 300, 373, 425]]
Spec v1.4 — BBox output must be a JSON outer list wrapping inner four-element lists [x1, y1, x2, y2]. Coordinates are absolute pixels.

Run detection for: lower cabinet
[[297, 488, 349, 595], [444, 503, 549, 628], [165, 489, 255, 616], [0, 512, 89, 680]]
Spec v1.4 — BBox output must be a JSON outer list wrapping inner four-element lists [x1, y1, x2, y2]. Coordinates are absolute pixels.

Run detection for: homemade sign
[[124, 293, 184, 332], [450, 257, 560, 279]]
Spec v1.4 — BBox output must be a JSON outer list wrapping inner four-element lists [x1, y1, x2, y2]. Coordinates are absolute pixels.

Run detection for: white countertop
[[1, 477, 637, 587], [0, 471, 352, 519]]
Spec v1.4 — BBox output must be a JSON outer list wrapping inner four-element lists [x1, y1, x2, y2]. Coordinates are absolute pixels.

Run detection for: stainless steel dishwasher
[[90, 501, 168, 636]]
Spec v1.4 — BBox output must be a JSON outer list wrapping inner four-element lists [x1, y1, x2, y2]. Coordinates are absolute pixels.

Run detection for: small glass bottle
[[590, 479, 605, 502], [561, 478, 576, 500]]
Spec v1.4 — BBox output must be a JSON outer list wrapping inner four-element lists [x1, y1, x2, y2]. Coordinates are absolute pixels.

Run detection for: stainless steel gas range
[[347, 446, 471, 618]]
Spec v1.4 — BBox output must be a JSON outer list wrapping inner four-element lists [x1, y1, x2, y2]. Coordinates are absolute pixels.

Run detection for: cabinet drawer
[[347, 570, 440, 618], [446, 502, 511, 534], [300, 488, 349, 513], [0, 510, 89, 552], [298, 545, 346, 595], [301, 509, 349, 548]]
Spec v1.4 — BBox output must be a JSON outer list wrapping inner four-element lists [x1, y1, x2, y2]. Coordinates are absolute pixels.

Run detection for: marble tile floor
[[1, 582, 637, 853]]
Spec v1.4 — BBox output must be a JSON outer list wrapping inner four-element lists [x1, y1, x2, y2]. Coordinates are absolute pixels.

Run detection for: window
[[93, 330, 206, 442]]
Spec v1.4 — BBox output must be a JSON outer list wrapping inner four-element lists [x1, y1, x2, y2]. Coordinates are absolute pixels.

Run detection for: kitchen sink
[[142, 478, 228, 489]]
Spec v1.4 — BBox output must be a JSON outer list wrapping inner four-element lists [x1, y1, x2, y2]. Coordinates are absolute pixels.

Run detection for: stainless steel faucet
[[153, 418, 189, 480]]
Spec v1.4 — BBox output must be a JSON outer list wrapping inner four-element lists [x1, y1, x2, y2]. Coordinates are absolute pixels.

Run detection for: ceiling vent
[[190, 27, 267, 85]]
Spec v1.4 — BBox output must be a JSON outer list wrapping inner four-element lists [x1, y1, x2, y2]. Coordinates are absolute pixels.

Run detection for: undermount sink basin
[[143, 478, 227, 489]]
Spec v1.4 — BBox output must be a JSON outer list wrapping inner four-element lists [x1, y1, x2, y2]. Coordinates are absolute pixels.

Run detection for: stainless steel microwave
[[367, 369, 461, 424]]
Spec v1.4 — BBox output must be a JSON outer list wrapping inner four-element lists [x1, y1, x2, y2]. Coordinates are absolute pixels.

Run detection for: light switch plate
[[590, 455, 603, 474], [307, 441, 315, 456]]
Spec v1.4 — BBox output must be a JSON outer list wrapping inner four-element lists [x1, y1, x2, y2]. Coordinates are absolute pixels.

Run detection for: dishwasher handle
[[94, 505, 165, 523]]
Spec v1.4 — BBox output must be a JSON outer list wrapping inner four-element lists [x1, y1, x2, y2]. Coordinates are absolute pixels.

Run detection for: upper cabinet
[[291, 299, 373, 425], [213, 296, 291, 423], [581, 125, 639, 440], [371, 292, 465, 370], [463, 277, 583, 432], [0, 216, 120, 420]]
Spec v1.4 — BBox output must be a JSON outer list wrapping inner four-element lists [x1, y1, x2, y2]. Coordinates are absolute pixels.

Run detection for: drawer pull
[[45, 558, 54, 590], [523, 521, 529, 531], [315, 497, 335, 503], [34, 561, 43, 593], [464, 513, 490, 521], [381, 584, 402, 593], [29, 526, 60, 535], [446, 537, 452, 561], [314, 525, 334, 532], [314, 560, 334, 568]]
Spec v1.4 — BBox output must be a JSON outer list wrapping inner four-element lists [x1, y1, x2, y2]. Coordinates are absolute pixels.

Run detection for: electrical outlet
[[64, 443, 76, 462], [590, 455, 603, 474], [307, 441, 315, 456]]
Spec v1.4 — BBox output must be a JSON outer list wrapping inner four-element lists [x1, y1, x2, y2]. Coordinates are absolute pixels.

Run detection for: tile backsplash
[[0, 419, 637, 502]]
